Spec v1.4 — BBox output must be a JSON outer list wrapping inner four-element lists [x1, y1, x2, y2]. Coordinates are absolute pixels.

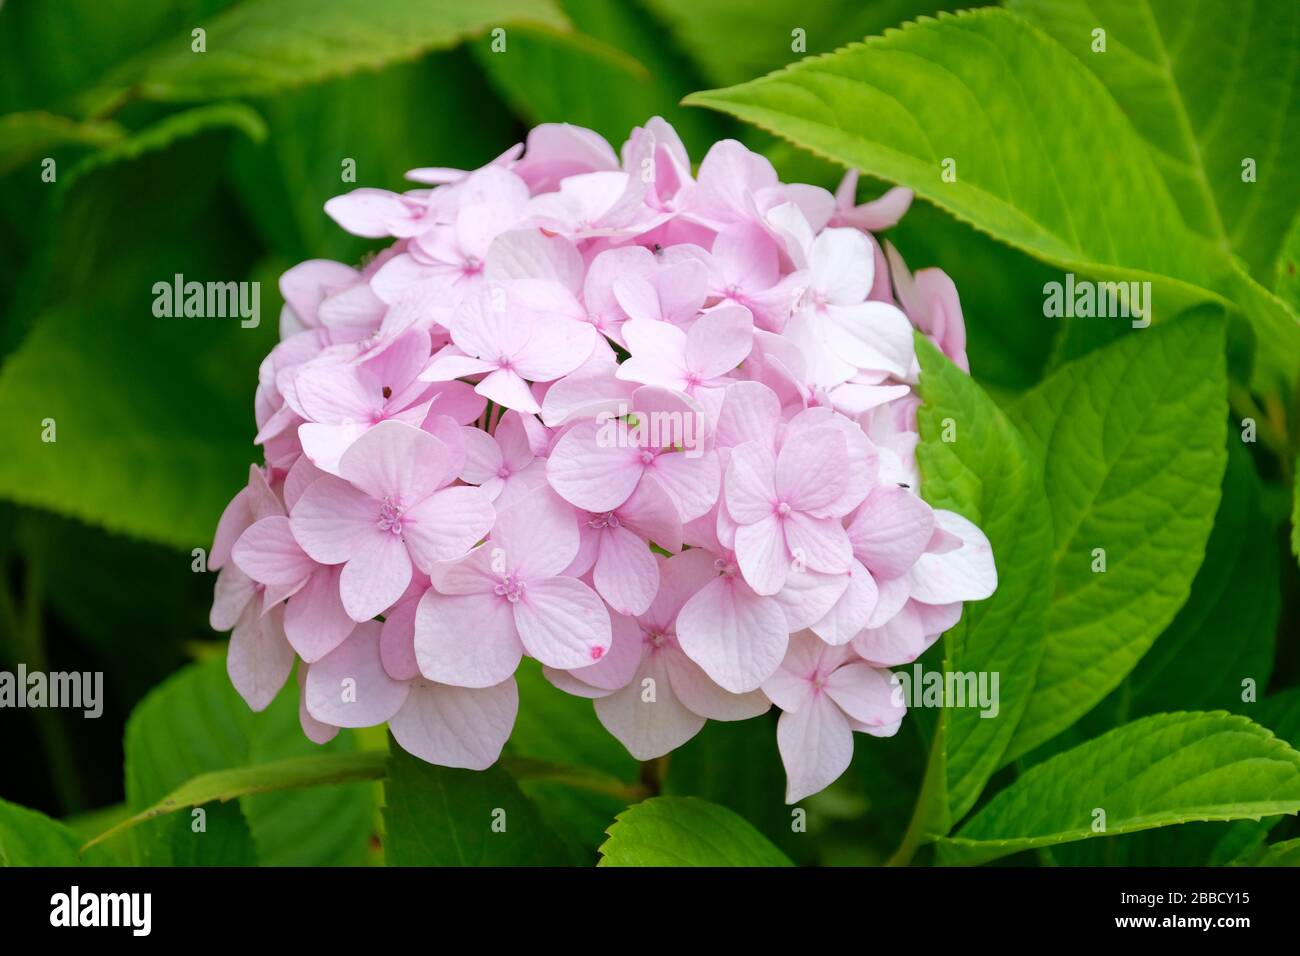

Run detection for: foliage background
[[0, 0, 1297, 866]]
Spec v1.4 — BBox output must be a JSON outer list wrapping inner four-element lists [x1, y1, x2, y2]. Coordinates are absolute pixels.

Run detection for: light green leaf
[[0, 112, 124, 176], [936, 711, 1300, 866], [1004, 314, 1227, 759], [598, 796, 793, 866], [85, 0, 570, 108], [126, 658, 375, 866], [382, 738, 576, 866], [645, 0, 967, 88], [910, 335, 1053, 831], [86, 751, 388, 851], [683, 8, 1300, 391], [0, 798, 113, 866], [1052, 686, 1300, 866], [1008, 0, 1300, 286], [664, 715, 806, 862]]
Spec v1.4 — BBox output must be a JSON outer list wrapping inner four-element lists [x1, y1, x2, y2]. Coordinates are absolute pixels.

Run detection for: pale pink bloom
[[706, 222, 803, 331], [294, 328, 437, 475], [684, 140, 833, 233], [420, 283, 596, 414], [616, 305, 753, 406], [369, 167, 532, 329], [290, 420, 495, 622], [278, 259, 361, 337], [511, 123, 619, 194], [414, 488, 612, 686], [546, 391, 720, 522], [829, 170, 913, 231], [211, 466, 297, 711], [852, 509, 994, 665], [610, 255, 709, 330], [674, 542, 791, 694], [724, 425, 868, 595], [764, 631, 905, 802], [558, 550, 769, 759], [780, 226, 916, 385], [886, 241, 969, 373], [304, 621, 518, 769], [324, 187, 432, 239], [405, 141, 523, 186], [459, 409, 548, 501], [564, 477, 683, 616]]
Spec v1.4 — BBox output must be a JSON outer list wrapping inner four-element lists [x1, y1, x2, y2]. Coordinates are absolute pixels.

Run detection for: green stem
[[15, 538, 85, 814]]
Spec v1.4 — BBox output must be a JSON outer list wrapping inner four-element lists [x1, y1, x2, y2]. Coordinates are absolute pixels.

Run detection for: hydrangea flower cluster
[[208, 119, 996, 803]]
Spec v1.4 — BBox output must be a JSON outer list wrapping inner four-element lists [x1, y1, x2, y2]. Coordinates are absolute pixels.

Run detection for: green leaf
[[0, 0, 238, 114], [505, 661, 641, 858], [0, 112, 124, 176], [598, 796, 794, 866], [125, 658, 375, 866], [1051, 686, 1300, 866], [0, 798, 113, 866], [85, 0, 570, 108], [645, 0, 967, 88], [935, 711, 1300, 866], [682, 8, 1300, 392], [910, 335, 1053, 831], [1117, 440, 1277, 715], [0, 110, 273, 547], [890, 201, 1060, 392], [1249, 838, 1300, 866], [86, 751, 388, 851], [1004, 314, 1227, 759], [1008, 0, 1300, 286], [382, 738, 576, 865], [663, 714, 805, 861], [473, 0, 727, 157]]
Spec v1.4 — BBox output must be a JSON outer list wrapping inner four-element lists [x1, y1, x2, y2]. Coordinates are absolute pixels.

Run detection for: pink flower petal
[[340, 532, 412, 621], [284, 565, 355, 662], [513, 576, 612, 669], [389, 678, 518, 770], [228, 603, 294, 712], [414, 590, 522, 688], [677, 574, 789, 693], [305, 621, 410, 727]]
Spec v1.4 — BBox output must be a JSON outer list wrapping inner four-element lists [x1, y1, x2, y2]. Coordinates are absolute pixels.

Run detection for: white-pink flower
[[290, 420, 494, 622], [414, 488, 612, 686], [763, 631, 905, 803]]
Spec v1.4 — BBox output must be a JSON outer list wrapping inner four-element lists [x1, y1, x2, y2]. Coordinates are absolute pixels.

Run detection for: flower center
[[775, 500, 792, 517], [588, 511, 620, 530], [377, 496, 404, 535], [494, 574, 526, 603]]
